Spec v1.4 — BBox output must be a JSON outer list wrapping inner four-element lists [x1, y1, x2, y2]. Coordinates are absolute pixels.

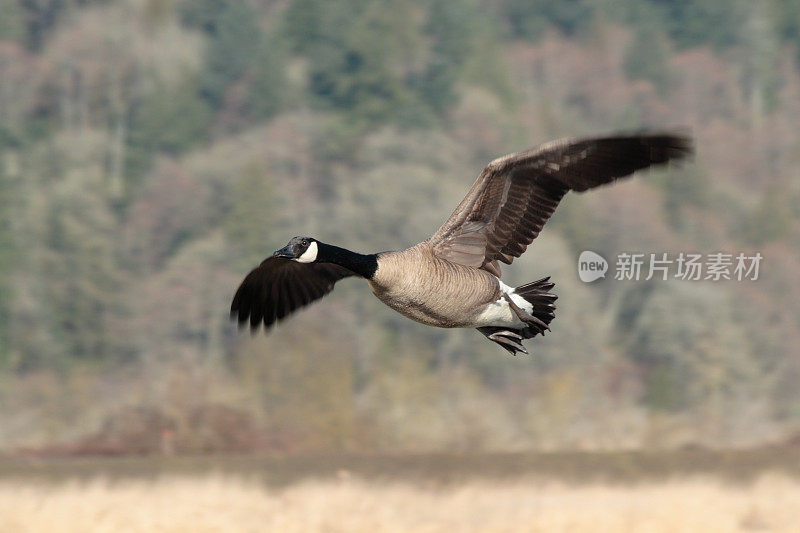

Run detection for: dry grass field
[[1, 473, 799, 533]]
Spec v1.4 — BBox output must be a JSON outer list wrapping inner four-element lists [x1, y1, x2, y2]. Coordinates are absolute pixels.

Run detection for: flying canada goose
[[231, 132, 692, 355]]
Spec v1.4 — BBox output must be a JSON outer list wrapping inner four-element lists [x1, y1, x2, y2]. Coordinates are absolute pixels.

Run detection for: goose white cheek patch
[[295, 241, 318, 263]]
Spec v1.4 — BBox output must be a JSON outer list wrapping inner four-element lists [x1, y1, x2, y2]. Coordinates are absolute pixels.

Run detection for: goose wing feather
[[429, 132, 693, 272], [230, 257, 355, 331]]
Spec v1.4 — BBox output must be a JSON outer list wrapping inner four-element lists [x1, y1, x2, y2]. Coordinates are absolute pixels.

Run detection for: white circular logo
[[578, 251, 608, 283]]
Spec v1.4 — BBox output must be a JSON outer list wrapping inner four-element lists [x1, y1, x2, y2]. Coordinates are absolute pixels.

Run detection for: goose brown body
[[368, 243, 500, 328], [231, 131, 693, 355]]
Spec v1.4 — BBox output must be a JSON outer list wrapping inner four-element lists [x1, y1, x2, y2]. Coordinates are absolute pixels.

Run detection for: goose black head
[[274, 236, 319, 263]]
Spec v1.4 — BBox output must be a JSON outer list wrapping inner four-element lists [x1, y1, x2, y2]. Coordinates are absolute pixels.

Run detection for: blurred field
[[1, 473, 799, 533], [2, 451, 800, 532], [7, 448, 800, 485]]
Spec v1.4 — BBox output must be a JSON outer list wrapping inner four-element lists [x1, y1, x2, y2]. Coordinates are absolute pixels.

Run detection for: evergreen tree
[[773, 0, 800, 63], [283, 0, 326, 53], [125, 79, 211, 183], [17, 0, 70, 49], [225, 160, 277, 266], [248, 39, 288, 121], [306, 1, 406, 125], [180, 0, 265, 106], [178, 0, 230, 34], [624, 27, 673, 95], [506, 0, 594, 40], [416, 0, 479, 114], [199, 0, 263, 106], [645, 0, 749, 50]]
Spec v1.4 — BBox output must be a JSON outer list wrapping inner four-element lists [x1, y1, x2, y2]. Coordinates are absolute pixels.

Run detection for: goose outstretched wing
[[429, 133, 692, 274], [231, 257, 355, 331]]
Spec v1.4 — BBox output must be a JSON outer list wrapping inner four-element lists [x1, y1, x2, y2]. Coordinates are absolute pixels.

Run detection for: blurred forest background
[[1, 0, 799, 455]]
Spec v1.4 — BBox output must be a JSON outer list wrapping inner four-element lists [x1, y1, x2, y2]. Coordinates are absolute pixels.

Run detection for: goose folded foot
[[476, 326, 529, 356]]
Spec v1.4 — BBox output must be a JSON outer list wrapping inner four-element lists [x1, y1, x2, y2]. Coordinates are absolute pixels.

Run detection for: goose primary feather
[[231, 132, 693, 355]]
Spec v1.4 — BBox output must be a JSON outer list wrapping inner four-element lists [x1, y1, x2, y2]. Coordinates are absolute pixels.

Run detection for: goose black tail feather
[[476, 277, 558, 356], [513, 276, 557, 334]]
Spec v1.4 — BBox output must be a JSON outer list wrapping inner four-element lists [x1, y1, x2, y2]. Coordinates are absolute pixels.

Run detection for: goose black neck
[[318, 242, 378, 279]]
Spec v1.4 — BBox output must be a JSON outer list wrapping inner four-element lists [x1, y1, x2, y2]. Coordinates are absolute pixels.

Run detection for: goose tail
[[477, 277, 558, 356], [512, 277, 558, 336]]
